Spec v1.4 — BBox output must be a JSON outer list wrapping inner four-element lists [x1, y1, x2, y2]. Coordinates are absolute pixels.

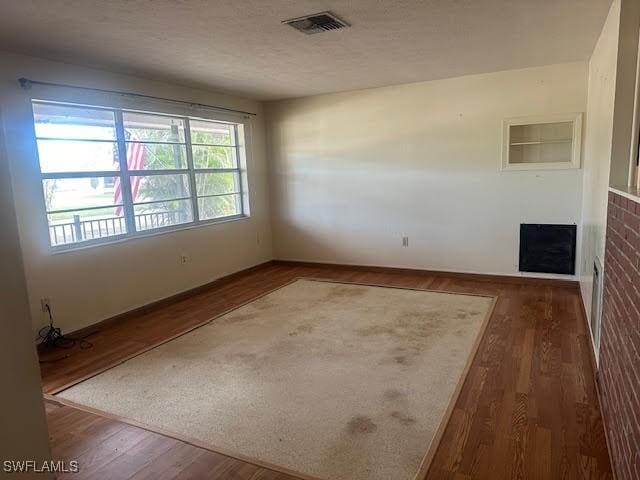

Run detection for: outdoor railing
[[49, 210, 182, 246]]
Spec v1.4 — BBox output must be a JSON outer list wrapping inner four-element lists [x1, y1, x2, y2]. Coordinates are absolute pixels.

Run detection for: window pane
[[131, 174, 190, 204], [43, 177, 120, 212], [192, 145, 237, 169], [198, 194, 241, 220], [33, 103, 116, 140], [195, 172, 240, 197], [125, 142, 187, 170], [134, 199, 193, 231], [48, 208, 126, 246], [190, 120, 234, 146], [123, 112, 185, 143], [37, 139, 119, 173]]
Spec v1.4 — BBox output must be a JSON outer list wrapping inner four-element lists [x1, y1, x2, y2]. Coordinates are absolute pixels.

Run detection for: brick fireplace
[[599, 190, 640, 480]]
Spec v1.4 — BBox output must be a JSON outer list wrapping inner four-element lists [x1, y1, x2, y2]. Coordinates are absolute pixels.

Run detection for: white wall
[[608, 0, 640, 187], [0, 106, 52, 478], [579, 0, 620, 319], [0, 52, 273, 333], [267, 63, 587, 277]]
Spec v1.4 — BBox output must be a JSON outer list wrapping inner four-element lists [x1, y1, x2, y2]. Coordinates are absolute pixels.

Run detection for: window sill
[[49, 214, 250, 255], [609, 186, 640, 205]]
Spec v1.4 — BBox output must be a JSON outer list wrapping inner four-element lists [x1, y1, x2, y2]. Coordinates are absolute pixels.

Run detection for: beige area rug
[[55, 279, 494, 480]]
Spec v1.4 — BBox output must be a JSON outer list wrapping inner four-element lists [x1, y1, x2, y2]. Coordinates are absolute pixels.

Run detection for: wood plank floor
[[40, 261, 613, 479]]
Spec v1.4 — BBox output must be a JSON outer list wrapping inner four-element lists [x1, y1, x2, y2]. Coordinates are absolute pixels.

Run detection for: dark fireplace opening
[[519, 224, 576, 275]]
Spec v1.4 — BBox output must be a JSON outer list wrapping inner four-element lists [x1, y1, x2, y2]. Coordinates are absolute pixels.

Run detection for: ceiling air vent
[[283, 12, 350, 35]]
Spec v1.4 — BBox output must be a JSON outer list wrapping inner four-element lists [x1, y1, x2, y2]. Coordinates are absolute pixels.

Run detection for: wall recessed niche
[[501, 113, 582, 171]]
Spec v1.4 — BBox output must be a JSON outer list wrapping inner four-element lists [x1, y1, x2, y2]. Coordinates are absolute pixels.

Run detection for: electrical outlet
[[402, 236, 409, 247], [40, 297, 51, 312]]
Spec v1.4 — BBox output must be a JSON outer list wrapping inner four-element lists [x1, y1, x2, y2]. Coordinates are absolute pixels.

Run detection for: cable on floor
[[38, 304, 96, 363]]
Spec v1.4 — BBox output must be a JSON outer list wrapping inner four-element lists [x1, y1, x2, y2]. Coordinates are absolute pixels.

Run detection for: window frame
[[32, 100, 249, 251]]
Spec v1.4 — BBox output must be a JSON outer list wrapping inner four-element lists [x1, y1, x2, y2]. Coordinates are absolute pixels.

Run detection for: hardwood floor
[[40, 261, 613, 479]]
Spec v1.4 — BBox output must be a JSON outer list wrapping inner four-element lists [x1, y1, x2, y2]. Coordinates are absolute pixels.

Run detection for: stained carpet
[[56, 279, 494, 480]]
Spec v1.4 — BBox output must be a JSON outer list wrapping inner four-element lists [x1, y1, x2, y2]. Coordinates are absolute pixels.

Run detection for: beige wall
[[0, 52, 273, 334], [266, 63, 587, 277], [579, 0, 620, 320], [0, 106, 52, 478]]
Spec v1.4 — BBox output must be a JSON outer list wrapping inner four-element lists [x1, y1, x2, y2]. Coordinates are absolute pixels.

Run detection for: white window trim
[[48, 213, 251, 255], [32, 100, 251, 252]]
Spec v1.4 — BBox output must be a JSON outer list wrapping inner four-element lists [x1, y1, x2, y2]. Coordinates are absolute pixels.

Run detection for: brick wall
[[600, 190, 640, 480]]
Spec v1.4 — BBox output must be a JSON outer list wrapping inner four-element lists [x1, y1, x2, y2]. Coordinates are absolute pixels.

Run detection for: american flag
[[114, 138, 145, 215]]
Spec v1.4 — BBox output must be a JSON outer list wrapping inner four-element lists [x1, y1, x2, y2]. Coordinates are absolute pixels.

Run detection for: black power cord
[[38, 304, 95, 363]]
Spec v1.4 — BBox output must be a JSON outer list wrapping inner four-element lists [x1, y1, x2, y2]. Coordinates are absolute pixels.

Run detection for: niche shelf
[[501, 113, 582, 171]]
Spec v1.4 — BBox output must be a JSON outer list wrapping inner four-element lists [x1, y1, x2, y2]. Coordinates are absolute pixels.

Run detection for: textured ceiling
[[0, 0, 611, 100]]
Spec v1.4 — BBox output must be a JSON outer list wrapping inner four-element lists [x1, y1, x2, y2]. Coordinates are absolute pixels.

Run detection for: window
[[32, 101, 248, 248]]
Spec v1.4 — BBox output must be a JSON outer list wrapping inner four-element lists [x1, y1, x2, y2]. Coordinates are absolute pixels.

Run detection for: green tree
[[126, 124, 239, 223]]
